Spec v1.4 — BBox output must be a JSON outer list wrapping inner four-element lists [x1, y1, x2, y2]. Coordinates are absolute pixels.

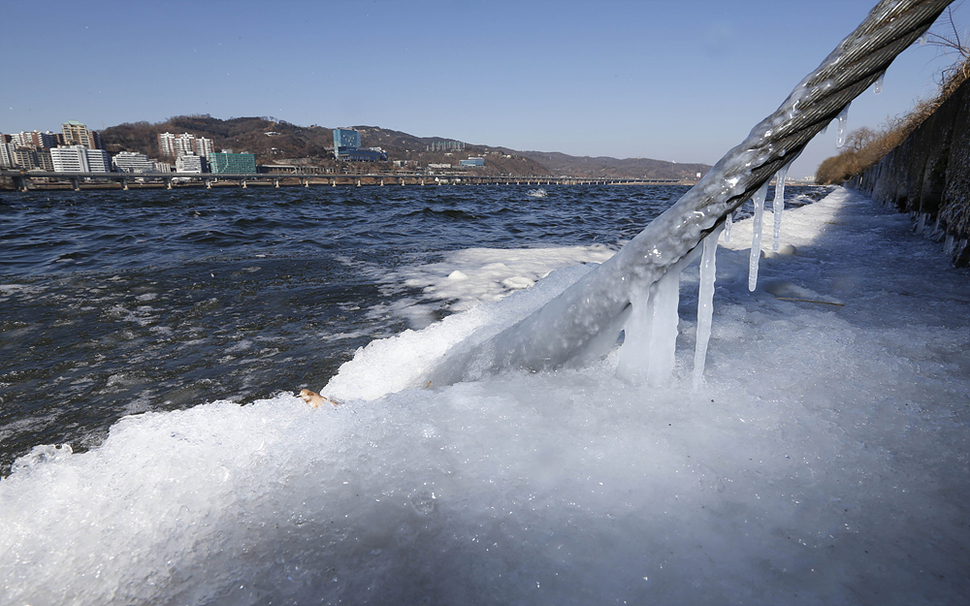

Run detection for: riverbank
[[846, 76, 970, 266]]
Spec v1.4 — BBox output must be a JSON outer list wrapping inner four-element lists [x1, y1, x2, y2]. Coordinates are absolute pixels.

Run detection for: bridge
[[0, 169, 689, 192]]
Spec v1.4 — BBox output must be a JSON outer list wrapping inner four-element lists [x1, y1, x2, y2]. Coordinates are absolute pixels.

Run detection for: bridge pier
[[71, 178, 80, 191]]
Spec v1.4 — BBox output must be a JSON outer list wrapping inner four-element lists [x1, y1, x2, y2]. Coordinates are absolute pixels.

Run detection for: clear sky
[[2, 0, 964, 179]]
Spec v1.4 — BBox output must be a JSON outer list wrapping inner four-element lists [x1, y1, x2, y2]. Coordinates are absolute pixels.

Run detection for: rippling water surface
[[0, 183, 831, 473]]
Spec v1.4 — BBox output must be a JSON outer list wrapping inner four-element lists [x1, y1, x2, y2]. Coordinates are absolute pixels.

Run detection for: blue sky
[[2, 0, 964, 178]]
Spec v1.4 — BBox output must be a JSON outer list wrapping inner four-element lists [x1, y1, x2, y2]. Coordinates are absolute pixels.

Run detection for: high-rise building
[[86, 148, 110, 172], [14, 148, 41, 170], [194, 136, 214, 158], [62, 121, 94, 148], [158, 132, 215, 159], [0, 139, 15, 168], [51, 145, 111, 173], [333, 129, 361, 159], [333, 128, 387, 162], [14, 131, 59, 149]]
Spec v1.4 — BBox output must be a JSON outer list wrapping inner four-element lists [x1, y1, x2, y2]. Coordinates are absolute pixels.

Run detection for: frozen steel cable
[[428, 0, 955, 383]]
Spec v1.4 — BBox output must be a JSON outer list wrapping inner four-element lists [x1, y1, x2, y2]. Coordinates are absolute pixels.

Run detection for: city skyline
[[2, 1, 966, 179]]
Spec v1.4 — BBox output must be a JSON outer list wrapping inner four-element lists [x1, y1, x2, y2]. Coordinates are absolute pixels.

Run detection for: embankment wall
[[846, 78, 970, 266]]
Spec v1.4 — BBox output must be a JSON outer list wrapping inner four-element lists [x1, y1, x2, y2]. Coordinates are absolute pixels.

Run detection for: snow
[[2, 188, 969, 605]]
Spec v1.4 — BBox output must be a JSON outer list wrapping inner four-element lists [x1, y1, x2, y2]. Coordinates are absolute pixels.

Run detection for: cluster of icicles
[[617, 163, 791, 391], [617, 82, 885, 389]]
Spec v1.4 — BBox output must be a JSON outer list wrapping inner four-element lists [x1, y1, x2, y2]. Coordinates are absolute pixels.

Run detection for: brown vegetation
[[817, 9, 969, 184]]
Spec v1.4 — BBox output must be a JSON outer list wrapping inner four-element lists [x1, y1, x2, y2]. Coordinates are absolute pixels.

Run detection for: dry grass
[[816, 14, 969, 185]]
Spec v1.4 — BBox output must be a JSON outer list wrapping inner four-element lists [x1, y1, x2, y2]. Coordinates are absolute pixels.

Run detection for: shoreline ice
[[2, 187, 969, 605]]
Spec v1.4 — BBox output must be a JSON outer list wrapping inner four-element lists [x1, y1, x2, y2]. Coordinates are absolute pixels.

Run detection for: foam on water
[[2, 188, 970, 605]]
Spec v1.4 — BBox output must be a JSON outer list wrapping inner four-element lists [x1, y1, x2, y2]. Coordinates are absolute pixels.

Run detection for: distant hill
[[515, 150, 710, 181], [101, 115, 333, 164], [100, 115, 709, 179]]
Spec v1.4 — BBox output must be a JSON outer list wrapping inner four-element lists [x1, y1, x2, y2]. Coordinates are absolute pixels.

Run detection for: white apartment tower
[[158, 132, 215, 159], [0, 141, 15, 168], [51, 145, 111, 173]]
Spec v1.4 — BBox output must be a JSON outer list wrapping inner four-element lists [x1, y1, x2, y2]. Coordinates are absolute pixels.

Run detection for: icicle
[[693, 225, 723, 390], [772, 165, 789, 251], [723, 211, 733, 243], [616, 246, 700, 386], [615, 270, 681, 386], [748, 182, 769, 292], [873, 71, 885, 95], [836, 104, 850, 148], [646, 268, 681, 386], [615, 281, 656, 385]]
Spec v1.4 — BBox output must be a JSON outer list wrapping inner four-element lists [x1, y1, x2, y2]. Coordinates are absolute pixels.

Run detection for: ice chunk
[[748, 182, 769, 292]]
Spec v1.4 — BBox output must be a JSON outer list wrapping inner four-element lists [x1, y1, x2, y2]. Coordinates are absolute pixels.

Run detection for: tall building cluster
[[1, 121, 110, 173], [158, 132, 215, 172], [0, 121, 255, 175]]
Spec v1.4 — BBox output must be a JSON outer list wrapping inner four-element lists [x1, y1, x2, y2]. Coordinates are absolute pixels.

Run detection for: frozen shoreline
[[2, 186, 969, 605]]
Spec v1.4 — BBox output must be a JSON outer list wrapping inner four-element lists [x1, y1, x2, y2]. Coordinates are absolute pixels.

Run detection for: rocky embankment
[[846, 78, 970, 266]]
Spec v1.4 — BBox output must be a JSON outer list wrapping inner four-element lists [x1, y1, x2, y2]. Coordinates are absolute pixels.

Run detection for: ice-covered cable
[[426, 0, 955, 384]]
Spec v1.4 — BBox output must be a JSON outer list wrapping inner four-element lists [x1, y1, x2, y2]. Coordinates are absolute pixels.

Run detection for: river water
[[0, 183, 828, 473]]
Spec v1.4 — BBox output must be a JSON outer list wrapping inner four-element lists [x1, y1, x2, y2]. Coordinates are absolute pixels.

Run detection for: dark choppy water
[[0, 183, 831, 474]]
